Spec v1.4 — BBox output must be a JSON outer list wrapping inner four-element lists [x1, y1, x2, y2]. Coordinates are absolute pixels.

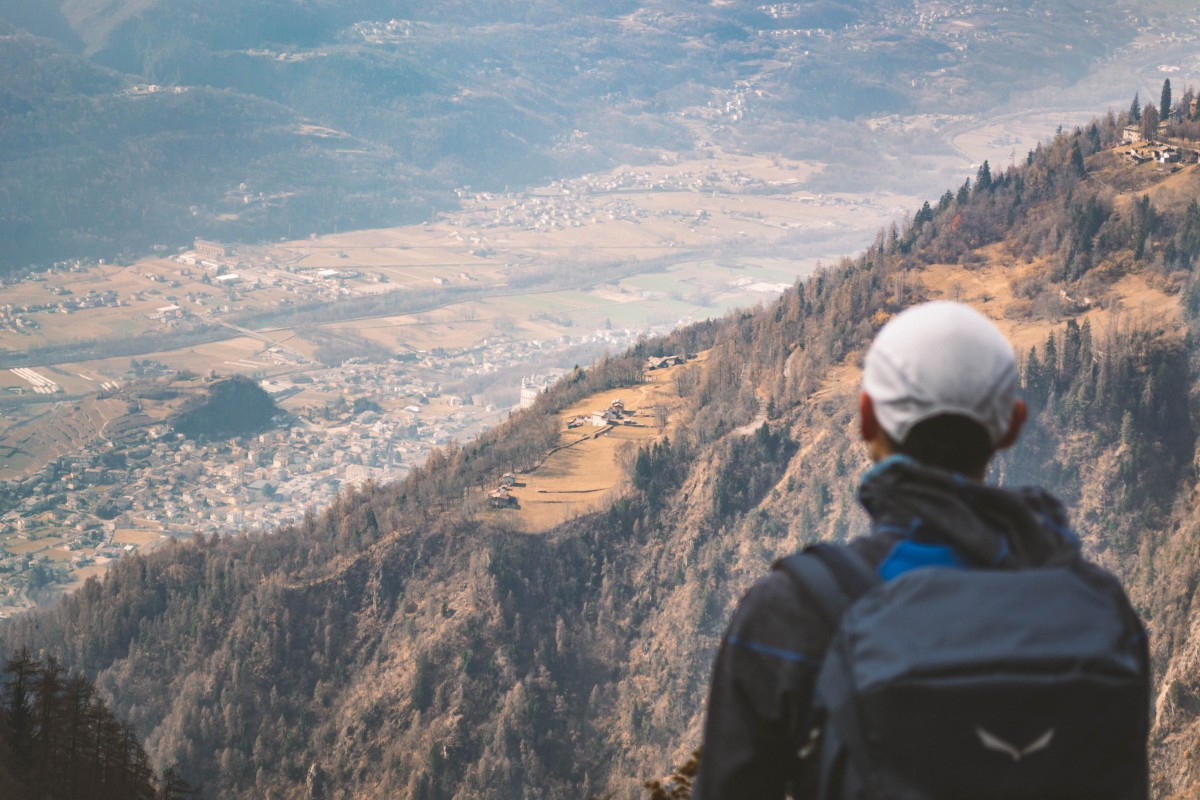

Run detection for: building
[[194, 239, 229, 260], [646, 354, 686, 370], [590, 409, 619, 427], [519, 380, 543, 409], [489, 487, 518, 508]]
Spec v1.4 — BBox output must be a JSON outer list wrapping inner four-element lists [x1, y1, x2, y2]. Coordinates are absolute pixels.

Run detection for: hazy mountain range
[[0, 0, 1178, 271]]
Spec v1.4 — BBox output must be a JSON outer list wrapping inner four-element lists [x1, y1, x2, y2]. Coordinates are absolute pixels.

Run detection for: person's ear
[[996, 398, 1027, 451], [859, 391, 880, 443]]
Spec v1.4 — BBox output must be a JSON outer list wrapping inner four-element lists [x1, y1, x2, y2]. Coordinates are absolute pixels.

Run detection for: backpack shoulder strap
[[773, 543, 881, 629]]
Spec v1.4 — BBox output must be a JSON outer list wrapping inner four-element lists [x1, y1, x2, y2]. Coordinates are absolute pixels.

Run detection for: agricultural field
[[0, 396, 130, 481]]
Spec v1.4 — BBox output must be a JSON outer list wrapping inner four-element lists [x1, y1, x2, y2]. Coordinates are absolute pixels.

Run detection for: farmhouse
[[154, 305, 183, 320], [489, 487, 518, 508], [590, 409, 620, 427], [646, 354, 686, 370]]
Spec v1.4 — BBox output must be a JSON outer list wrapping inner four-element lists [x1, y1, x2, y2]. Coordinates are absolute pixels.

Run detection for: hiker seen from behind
[[695, 301, 1150, 800]]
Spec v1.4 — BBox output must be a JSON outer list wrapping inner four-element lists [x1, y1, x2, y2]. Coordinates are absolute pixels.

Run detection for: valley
[[0, 147, 898, 613], [3, 91, 1198, 617], [0, 105, 1166, 614]]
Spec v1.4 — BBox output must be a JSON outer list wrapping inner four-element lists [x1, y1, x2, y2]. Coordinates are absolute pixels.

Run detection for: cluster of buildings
[[115, 84, 188, 98], [566, 397, 630, 430], [352, 18, 418, 43], [1121, 142, 1191, 165], [488, 473, 520, 509], [448, 165, 805, 234], [0, 390, 465, 613], [0, 316, 659, 611], [0, 288, 123, 335], [1121, 107, 1200, 166], [7, 368, 61, 395], [449, 189, 651, 233]]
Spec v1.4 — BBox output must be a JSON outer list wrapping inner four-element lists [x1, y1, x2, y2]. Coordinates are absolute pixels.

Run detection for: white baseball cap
[[862, 301, 1018, 446]]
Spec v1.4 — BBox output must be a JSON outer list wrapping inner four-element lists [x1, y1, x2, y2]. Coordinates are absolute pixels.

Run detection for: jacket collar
[[858, 455, 1079, 568]]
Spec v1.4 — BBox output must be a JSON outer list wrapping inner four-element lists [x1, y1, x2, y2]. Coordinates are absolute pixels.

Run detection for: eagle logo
[[975, 727, 1055, 762]]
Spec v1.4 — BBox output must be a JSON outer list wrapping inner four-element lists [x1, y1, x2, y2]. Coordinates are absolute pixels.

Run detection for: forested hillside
[[8, 115, 1200, 798]]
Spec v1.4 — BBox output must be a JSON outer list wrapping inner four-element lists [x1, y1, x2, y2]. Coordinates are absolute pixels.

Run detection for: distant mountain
[[7, 112, 1200, 798], [0, 1, 1151, 271], [0, 0, 81, 49], [0, 30, 440, 271]]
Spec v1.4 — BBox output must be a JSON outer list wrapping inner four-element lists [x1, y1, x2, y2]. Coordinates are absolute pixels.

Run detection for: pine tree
[[1160, 78, 1172, 122], [1043, 333, 1059, 392], [3, 648, 38, 780], [1023, 346, 1045, 406], [1129, 92, 1141, 122], [974, 160, 992, 193], [1070, 142, 1085, 176], [913, 201, 934, 227]]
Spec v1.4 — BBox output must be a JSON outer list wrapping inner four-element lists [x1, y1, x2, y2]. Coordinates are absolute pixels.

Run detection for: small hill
[[170, 375, 278, 439]]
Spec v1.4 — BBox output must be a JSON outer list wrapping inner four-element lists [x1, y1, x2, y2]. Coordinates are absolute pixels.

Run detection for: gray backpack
[[775, 543, 1150, 800]]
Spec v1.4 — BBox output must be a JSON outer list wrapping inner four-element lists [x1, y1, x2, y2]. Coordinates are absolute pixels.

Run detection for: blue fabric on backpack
[[878, 540, 968, 581]]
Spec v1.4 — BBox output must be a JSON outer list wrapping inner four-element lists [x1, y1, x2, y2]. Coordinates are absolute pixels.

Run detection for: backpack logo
[[975, 727, 1055, 761]]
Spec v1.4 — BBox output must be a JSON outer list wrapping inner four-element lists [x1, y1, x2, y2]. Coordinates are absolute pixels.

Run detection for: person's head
[[859, 301, 1026, 479]]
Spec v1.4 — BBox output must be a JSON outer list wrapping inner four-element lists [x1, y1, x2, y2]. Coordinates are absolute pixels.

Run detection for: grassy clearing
[[919, 246, 1182, 356], [493, 355, 704, 533], [114, 529, 166, 546]]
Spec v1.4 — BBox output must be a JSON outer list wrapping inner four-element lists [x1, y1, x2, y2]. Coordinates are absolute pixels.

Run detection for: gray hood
[[857, 455, 1080, 568]]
